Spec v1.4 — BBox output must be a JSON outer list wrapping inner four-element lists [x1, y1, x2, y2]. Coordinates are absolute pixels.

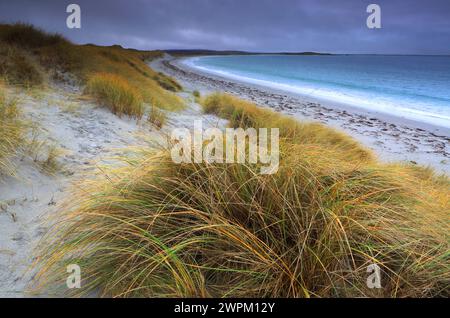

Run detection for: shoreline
[[151, 55, 450, 174]]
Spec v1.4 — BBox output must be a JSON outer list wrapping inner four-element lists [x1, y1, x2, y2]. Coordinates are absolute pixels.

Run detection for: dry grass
[[57, 44, 185, 111], [0, 43, 44, 86], [193, 90, 201, 103], [0, 23, 184, 111], [86, 73, 144, 119], [202, 93, 373, 163], [153, 71, 183, 92], [59, 101, 81, 116], [0, 23, 67, 49], [0, 95, 61, 178], [22, 125, 63, 174], [40, 144, 62, 174], [0, 86, 25, 176], [147, 105, 167, 129], [32, 94, 449, 298]]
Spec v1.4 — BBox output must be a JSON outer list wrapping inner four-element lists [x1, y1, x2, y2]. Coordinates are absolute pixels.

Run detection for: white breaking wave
[[183, 57, 450, 129]]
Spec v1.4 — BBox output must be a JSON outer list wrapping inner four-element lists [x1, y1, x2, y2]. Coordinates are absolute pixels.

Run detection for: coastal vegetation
[[147, 104, 167, 128], [164, 49, 331, 57], [0, 44, 44, 86], [0, 85, 64, 177], [0, 23, 184, 112], [201, 93, 373, 162], [33, 94, 449, 298], [0, 86, 24, 176], [1, 23, 447, 299], [193, 90, 201, 104], [86, 73, 144, 119]]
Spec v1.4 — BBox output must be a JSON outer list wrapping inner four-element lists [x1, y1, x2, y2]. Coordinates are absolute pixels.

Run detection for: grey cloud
[[0, 0, 449, 54]]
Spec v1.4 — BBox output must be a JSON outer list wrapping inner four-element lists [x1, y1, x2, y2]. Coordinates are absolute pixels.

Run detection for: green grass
[[86, 73, 144, 119], [32, 94, 449, 298]]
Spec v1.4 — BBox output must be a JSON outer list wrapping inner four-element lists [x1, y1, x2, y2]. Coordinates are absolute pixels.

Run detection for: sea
[[184, 55, 450, 129]]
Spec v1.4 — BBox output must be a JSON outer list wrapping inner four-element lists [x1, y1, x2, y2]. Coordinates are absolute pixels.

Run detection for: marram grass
[[0, 43, 44, 87], [32, 95, 449, 298], [0, 23, 185, 111], [0, 86, 24, 177], [201, 93, 373, 163], [148, 105, 167, 129], [86, 73, 144, 119]]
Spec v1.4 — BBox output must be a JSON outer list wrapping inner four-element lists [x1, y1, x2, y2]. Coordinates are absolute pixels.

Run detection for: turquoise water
[[185, 55, 450, 128]]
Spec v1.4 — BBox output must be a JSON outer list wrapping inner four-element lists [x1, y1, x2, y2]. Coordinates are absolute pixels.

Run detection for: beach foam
[[183, 55, 450, 129]]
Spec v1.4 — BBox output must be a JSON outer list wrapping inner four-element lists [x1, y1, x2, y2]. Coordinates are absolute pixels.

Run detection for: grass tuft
[[0, 23, 185, 111], [40, 144, 62, 174], [0, 23, 68, 49], [201, 93, 373, 163], [86, 73, 144, 119], [0, 86, 25, 176], [153, 72, 183, 92], [148, 105, 167, 129], [32, 94, 449, 298], [0, 43, 44, 86]]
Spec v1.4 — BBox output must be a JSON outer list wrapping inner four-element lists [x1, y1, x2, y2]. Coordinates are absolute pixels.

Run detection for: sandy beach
[[0, 73, 225, 297], [151, 55, 450, 175], [1, 52, 448, 297], [1, 1, 448, 300]]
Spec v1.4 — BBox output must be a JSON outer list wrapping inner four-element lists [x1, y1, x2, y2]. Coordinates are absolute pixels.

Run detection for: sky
[[0, 0, 449, 55]]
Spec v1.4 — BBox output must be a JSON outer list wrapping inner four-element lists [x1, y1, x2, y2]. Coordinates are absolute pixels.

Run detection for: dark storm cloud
[[0, 0, 449, 54]]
